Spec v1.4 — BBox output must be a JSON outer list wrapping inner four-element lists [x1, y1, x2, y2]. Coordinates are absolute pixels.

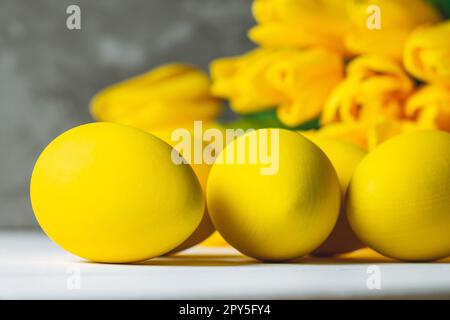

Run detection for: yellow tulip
[[210, 49, 284, 114], [314, 119, 422, 151], [210, 48, 343, 127], [346, 0, 441, 59], [406, 85, 450, 131], [308, 122, 369, 150], [90, 63, 222, 131], [322, 55, 414, 126], [404, 21, 450, 84], [319, 54, 420, 149], [365, 118, 423, 150], [249, 0, 350, 54]]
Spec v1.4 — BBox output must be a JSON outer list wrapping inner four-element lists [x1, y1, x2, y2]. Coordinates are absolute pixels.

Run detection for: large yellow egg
[[30, 122, 204, 263], [207, 129, 341, 261], [151, 130, 215, 253], [347, 130, 450, 261], [306, 137, 366, 256]]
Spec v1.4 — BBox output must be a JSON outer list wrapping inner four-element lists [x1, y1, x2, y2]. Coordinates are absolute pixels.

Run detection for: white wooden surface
[[1, 230, 449, 299]]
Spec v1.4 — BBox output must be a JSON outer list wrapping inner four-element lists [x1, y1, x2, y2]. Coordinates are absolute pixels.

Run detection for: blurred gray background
[[0, 0, 254, 227]]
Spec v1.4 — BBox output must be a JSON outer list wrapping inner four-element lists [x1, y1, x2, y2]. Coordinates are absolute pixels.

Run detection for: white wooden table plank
[[1, 230, 449, 299]]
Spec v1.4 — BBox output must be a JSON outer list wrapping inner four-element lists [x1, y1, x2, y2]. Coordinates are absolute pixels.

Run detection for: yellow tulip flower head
[[210, 48, 343, 127], [90, 63, 222, 132], [406, 85, 450, 131], [314, 119, 422, 151], [404, 21, 450, 84], [320, 54, 416, 149], [346, 0, 441, 59], [304, 122, 368, 150], [249, 0, 350, 54], [322, 55, 414, 125]]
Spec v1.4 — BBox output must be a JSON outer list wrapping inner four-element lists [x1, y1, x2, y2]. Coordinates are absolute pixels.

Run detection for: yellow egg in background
[[30, 122, 204, 263], [306, 137, 367, 256], [207, 129, 341, 261], [151, 130, 215, 253], [347, 130, 450, 261], [201, 231, 230, 247]]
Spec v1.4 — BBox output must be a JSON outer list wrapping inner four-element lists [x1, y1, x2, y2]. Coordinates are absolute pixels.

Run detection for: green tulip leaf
[[223, 109, 320, 131], [427, 0, 450, 19]]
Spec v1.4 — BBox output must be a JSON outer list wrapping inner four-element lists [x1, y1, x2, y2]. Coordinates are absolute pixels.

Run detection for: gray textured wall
[[0, 0, 254, 227]]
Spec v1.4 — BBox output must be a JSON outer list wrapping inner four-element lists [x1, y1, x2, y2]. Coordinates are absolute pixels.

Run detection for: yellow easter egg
[[201, 231, 230, 247], [30, 122, 204, 263], [347, 130, 450, 261], [306, 137, 366, 256], [152, 130, 215, 253], [207, 129, 341, 261]]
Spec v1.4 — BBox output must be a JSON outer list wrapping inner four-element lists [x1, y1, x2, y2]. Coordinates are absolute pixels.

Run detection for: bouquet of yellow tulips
[[211, 0, 450, 150], [91, 0, 450, 152]]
